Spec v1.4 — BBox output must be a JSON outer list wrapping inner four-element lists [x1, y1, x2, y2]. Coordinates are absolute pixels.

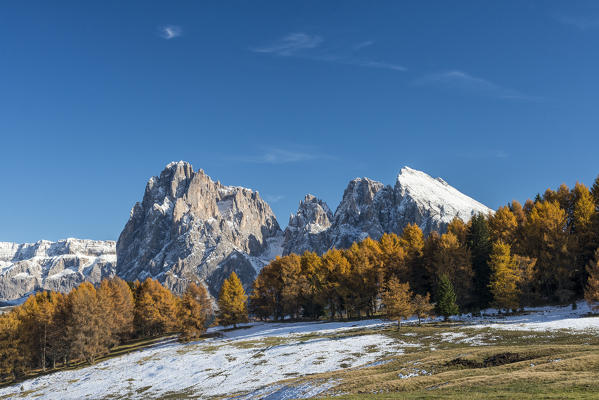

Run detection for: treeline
[[2, 177, 599, 382], [250, 178, 599, 320], [0, 277, 215, 382]]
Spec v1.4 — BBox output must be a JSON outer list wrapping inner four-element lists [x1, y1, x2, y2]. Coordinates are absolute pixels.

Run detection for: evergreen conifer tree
[[436, 274, 459, 321], [467, 214, 493, 309], [591, 174, 599, 210], [585, 249, 599, 312]]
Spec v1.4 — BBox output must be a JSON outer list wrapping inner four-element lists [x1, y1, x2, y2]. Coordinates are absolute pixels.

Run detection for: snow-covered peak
[[283, 166, 493, 255], [165, 160, 191, 170], [395, 166, 492, 224], [0, 239, 116, 302]]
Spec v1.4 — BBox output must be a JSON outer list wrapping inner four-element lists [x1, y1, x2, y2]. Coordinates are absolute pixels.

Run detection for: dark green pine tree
[[591, 174, 599, 211], [436, 274, 459, 321], [467, 213, 493, 309], [534, 193, 542, 203]]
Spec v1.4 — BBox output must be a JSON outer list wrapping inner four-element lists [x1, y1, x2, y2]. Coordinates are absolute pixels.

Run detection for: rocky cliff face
[[283, 167, 492, 255], [282, 194, 333, 255], [0, 163, 491, 301], [0, 239, 116, 303], [116, 161, 283, 295]]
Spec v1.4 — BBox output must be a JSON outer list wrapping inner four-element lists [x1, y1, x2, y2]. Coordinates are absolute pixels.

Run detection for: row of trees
[[2, 177, 599, 381], [250, 178, 599, 321], [0, 269, 251, 383], [0, 277, 214, 381]]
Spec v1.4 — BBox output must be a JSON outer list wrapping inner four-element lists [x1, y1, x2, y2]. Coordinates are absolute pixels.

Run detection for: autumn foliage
[[1, 175, 598, 383], [0, 277, 214, 382], [250, 177, 599, 321]]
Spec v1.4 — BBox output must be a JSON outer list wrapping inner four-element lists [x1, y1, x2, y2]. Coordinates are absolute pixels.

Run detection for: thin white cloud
[[353, 40, 374, 51], [352, 60, 406, 71], [159, 25, 182, 40], [251, 33, 406, 72], [251, 33, 323, 56], [414, 70, 535, 100], [556, 15, 599, 30], [263, 194, 285, 203], [234, 147, 333, 164]]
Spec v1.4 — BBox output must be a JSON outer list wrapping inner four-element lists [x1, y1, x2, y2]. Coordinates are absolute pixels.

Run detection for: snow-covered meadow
[[1, 303, 597, 400]]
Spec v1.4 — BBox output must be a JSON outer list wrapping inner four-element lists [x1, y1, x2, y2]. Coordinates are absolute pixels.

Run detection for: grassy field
[[3, 316, 598, 399], [291, 324, 599, 399]]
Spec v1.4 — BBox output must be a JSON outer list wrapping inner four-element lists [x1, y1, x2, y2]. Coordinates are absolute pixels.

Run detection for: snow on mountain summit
[[395, 166, 492, 225], [0, 163, 493, 300], [0, 239, 116, 302], [283, 166, 492, 255]]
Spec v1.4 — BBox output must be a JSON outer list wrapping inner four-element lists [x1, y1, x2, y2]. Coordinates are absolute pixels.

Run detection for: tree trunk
[[42, 325, 47, 372], [397, 319, 401, 331]]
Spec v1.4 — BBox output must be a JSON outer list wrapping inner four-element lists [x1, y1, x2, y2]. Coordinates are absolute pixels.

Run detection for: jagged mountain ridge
[[0, 162, 491, 301], [116, 161, 283, 296], [282, 166, 492, 255], [282, 194, 333, 256], [0, 239, 116, 303]]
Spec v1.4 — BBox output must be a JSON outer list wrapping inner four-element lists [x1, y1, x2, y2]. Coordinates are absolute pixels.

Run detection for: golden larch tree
[[179, 282, 212, 341], [412, 293, 434, 325], [489, 206, 518, 245], [65, 282, 112, 364], [218, 272, 248, 328], [380, 277, 413, 330], [134, 278, 179, 337], [488, 241, 521, 312]]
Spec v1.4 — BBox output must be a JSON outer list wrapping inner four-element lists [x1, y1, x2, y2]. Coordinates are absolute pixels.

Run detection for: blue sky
[[1, 1, 599, 242]]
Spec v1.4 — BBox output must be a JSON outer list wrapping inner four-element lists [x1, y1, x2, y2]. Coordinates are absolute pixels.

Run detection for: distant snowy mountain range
[[0, 162, 492, 301], [0, 239, 116, 304]]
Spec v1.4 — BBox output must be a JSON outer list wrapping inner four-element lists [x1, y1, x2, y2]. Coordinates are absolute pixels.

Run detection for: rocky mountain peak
[[282, 194, 333, 255], [282, 166, 492, 255], [0, 239, 116, 303], [117, 162, 283, 295]]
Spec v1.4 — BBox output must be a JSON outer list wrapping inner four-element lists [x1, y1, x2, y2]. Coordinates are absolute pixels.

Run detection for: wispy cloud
[[556, 15, 599, 30], [263, 194, 285, 203], [251, 33, 406, 72], [233, 147, 333, 164], [351, 60, 406, 71], [159, 25, 182, 40], [414, 70, 535, 100], [252, 33, 323, 56], [353, 40, 374, 51]]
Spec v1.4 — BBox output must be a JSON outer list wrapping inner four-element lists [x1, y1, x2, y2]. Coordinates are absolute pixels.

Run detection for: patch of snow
[[46, 269, 78, 280], [398, 369, 430, 379], [361, 359, 394, 368], [236, 379, 339, 400], [217, 198, 234, 216], [0, 322, 399, 400], [466, 301, 599, 332]]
